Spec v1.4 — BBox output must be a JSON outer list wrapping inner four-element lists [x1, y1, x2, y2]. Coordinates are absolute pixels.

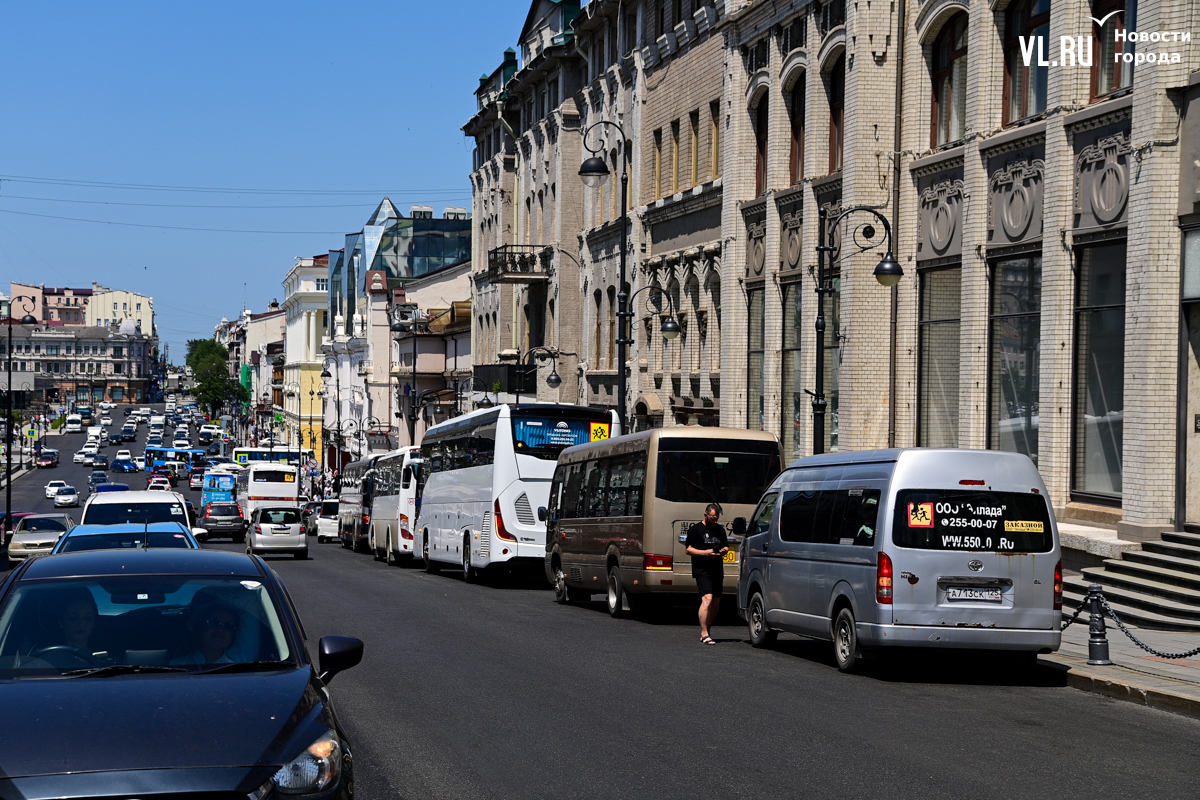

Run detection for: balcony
[[486, 244, 552, 284]]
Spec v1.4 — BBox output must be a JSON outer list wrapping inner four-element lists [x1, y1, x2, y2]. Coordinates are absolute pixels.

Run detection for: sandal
[[700, 635, 716, 645]]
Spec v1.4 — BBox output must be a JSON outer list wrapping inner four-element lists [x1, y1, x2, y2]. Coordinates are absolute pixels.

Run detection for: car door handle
[[762, 542, 770, 552]]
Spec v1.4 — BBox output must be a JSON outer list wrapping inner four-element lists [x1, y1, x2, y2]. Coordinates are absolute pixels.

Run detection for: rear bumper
[[251, 533, 307, 551], [858, 622, 1061, 651]]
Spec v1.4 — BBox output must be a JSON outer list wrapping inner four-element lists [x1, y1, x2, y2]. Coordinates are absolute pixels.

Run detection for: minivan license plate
[[946, 586, 1001, 602]]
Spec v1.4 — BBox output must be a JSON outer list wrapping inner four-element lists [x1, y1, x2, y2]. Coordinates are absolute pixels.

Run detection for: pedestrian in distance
[[685, 503, 728, 645]]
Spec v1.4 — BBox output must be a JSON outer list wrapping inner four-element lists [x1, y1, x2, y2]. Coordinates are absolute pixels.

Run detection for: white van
[[368, 447, 423, 564], [64, 415, 82, 434]]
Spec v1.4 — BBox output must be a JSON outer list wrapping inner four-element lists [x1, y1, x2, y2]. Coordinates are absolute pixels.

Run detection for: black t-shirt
[[686, 520, 728, 567]]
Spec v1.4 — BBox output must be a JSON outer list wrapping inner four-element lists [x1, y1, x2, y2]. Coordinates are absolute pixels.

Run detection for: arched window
[[931, 13, 968, 147], [607, 286, 617, 369], [1003, 0, 1050, 125], [594, 290, 604, 368], [789, 76, 805, 184], [666, 279, 682, 371], [1092, 0, 1128, 98], [685, 276, 701, 371], [705, 274, 722, 370], [754, 99, 769, 196], [827, 54, 845, 172]]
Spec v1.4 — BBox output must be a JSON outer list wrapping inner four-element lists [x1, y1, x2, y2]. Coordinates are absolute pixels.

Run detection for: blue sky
[[0, 1, 522, 359]]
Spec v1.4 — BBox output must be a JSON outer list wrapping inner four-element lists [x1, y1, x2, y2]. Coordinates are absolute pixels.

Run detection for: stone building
[[0, 322, 157, 406], [279, 254, 329, 462]]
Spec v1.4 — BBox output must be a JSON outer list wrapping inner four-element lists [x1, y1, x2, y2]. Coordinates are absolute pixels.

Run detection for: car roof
[[86, 490, 183, 504], [63, 522, 189, 536], [19, 548, 261, 579], [22, 513, 72, 520]]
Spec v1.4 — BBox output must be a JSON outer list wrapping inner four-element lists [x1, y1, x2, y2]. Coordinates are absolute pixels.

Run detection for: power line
[[0, 208, 351, 234], [0, 174, 468, 196]]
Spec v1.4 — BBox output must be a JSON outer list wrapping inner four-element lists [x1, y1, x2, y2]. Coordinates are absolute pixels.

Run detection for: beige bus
[[543, 427, 782, 617]]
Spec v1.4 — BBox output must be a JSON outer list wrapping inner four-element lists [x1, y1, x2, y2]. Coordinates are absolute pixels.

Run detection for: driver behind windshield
[[57, 590, 98, 652], [171, 591, 259, 665]]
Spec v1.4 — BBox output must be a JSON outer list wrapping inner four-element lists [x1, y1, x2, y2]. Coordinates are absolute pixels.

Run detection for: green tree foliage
[[186, 339, 229, 372], [193, 354, 246, 416]]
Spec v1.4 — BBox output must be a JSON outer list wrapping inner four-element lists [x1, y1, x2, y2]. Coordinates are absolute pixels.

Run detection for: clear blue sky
[[0, 0, 523, 360]]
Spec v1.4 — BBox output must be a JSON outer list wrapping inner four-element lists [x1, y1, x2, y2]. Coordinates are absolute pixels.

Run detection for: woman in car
[[56, 590, 98, 652], [172, 598, 242, 665]]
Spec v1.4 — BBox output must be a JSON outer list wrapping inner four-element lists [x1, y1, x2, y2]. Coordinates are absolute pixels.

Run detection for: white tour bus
[[368, 446, 423, 564], [236, 462, 302, 520], [64, 414, 82, 434], [417, 403, 620, 579]]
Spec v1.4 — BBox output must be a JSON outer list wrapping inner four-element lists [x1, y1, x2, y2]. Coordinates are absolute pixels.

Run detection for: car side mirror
[[317, 635, 363, 685], [731, 517, 747, 537], [191, 527, 208, 537], [537, 506, 547, 522]]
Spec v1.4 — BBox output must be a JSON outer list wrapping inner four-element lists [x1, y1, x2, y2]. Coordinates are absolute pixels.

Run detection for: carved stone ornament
[[747, 220, 767, 276], [990, 159, 1044, 242], [919, 179, 965, 256], [782, 210, 803, 269], [1076, 132, 1131, 226]]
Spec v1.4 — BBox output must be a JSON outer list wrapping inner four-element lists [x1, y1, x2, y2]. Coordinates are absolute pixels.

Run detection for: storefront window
[[747, 287, 766, 431], [1072, 240, 1126, 497], [989, 255, 1041, 462], [781, 282, 803, 461], [918, 266, 962, 447]]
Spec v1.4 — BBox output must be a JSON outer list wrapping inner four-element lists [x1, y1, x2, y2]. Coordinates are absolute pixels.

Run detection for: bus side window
[[548, 468, 565, 519], [627, 452, 647, 517], [402, 466, 412, 489], [583, 460, 609, 518], [561, 463, 585, 519]]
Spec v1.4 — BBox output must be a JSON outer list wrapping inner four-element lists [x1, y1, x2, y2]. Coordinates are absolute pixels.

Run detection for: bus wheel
[[385, 532, 397, 566], [553, 562, 570, 604], [462, 534, 478, 583], [372, 528, 383, 560], [606, 566, 626, 618], [423, 536, 440, 574]]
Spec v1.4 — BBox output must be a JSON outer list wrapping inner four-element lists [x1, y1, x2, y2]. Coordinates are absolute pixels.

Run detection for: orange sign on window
[[907, 502, 934, 528]]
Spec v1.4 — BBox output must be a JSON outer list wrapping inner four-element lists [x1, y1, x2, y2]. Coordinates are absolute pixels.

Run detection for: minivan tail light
[[959, 479, 985, 485], [877, 552, 893, 604], [494, 499, 516, 542], [1053, 560, 1063, 611], [642, 554, 673, 571]]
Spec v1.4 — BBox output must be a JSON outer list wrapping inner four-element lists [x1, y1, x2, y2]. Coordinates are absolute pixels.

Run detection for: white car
[[147, 480, 171, 492], [100, 416, 113, 426], [115, 449, 132, 461], [73, 451, 89, 464], [133, 456, 146, 470], [53, 486, 80, 507], [44, 480, 67, 499]]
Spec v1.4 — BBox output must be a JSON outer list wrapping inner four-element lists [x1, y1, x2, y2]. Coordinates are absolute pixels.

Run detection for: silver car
[[6, 513, 76, 565], [246, 506, 308, 559], [54, 486, 80, 508], [737, 448, 1062, 672]]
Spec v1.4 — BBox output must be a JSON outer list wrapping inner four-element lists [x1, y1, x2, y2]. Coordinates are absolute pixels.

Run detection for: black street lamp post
[[812, 205, 903, 455], [5, 297, 37, 540], [513, 345, 570, 405], [579, 120, 630, 432], [320, 357, 341, 470]]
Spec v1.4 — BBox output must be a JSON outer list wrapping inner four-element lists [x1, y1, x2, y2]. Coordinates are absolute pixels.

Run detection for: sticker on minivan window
[[907, 502, 934, 528], [1004, 520, 1044, 533]]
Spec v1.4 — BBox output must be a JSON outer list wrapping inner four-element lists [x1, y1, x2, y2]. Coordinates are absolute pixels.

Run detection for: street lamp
[[320, 357, 341, 469], [5, 296, 37, 540], [391, 313, 429, 446], [455, 375, 495, 414], [812, 205, 902, 454], [513, 346, 572, 405], [579, 119, 630, 432]]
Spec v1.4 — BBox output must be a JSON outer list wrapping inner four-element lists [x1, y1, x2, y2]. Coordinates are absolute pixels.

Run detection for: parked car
[[51, 521, 199, 553], [44, 479, 68, 499], [246, 506, 308, 559], [736, 448, 1063, 672], [0, 549, 362, 796], [53, 485, 80, 508], [5, 513, 76, 566]]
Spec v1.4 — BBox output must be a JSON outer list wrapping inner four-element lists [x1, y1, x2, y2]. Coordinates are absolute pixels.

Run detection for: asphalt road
[[203, 538, 1200, 799], [7, 420, 1199, 798]]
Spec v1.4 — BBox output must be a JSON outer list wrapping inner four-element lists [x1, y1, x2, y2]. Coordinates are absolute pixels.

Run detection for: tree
[[194, 354, 245, 416], [186, 339, 229, 372]]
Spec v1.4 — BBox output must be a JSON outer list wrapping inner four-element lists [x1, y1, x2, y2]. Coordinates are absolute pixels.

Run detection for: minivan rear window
[[656, 448, 781, 505], [891, 490, 1053, 552]]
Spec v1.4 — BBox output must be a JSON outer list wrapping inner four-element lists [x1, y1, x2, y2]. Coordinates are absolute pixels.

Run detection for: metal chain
[[1059, 601, 1088, 631], [1100, 598, 1200, 660]]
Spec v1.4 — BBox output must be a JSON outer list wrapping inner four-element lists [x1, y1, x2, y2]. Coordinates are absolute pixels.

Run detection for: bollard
[[1086, 583, 1112, 666]]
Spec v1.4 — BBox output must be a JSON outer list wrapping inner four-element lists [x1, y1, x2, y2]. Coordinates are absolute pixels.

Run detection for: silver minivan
[[737, 448, 1062, 671]]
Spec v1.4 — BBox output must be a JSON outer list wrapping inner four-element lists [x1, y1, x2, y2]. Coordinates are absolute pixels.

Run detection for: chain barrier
[[1059, 600, 1088, 631], [1099, 597, 1200, 660], [1068, 583, 1200, 665]]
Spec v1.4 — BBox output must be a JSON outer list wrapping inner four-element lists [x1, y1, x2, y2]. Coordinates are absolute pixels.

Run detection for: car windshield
[[259, 509, 301, 525], [59, 531, 192, 552], [209, 504, 240, 516], [0, 576, 293, 677], [82, 502, 187, 525], [321, 502, 339, 516], [19, 518, 68, 532], [57, 488, 77, 495]]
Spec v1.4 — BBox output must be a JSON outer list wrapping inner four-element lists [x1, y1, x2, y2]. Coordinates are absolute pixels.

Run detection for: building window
[[1004, 0, 1050, 125], [918, 266, 962, 447], [607, 286, 617, 370], [671, 120, 681, 194], [706, 275, 722, 371], [594, 291, 604, 368], [1073, 240, 1126, 498], [827, 54, 845, 172], [789, 78, 805, 184], [136, 303, 141, 311], [710, 101, 721, 179], [754, 100, 769, 196], [656, 0, 665, 39], [988, 255, 1042, 461], [316, 278, 329, 291], [690, 110, 700, 187], [653, 129, 663, 199], [1092, 0, 1130, 98], [747, 287, 766, 430], [781, 282, 803, 462], [931, 13, 968, 147]]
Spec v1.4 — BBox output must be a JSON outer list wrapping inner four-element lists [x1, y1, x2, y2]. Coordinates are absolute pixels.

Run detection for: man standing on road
[[685, 503, 728, 645]]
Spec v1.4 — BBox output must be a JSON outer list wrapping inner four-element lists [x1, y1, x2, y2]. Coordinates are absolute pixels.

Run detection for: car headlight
[[272, 730, 342, 795]]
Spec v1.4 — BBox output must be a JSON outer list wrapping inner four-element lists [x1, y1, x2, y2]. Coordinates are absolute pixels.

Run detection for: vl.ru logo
[[1019, 19, 1187, 69]]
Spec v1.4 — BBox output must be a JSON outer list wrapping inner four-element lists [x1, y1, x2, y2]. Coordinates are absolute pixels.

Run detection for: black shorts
[[693, 560, 724, 597]]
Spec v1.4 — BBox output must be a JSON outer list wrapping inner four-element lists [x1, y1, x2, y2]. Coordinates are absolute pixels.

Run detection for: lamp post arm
[[581, 120, 626, 156]]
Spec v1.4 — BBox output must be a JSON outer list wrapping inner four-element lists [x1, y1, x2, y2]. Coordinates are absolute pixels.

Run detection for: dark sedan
[[0, 549, 362, 798]]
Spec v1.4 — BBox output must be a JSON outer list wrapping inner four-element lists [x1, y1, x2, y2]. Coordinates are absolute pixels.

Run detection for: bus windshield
[[510, 408, 613, 461]]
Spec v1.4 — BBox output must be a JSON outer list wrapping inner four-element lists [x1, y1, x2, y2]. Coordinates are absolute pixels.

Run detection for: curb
[[1039, 653, 1200, 721]]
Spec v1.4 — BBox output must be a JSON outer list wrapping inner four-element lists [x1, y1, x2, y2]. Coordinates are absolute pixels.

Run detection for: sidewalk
[[1041, 616, 1200, 720]]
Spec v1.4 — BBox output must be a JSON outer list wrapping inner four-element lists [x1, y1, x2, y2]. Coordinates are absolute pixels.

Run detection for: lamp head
[[320, 367, 331, 378], [545, 368, 562, 389], [18, 314, 36, 325], [478, 395, 494, 409], [660, 317, 682, 340], [578, 156, 611, 189], [873, 252, 904, 287]]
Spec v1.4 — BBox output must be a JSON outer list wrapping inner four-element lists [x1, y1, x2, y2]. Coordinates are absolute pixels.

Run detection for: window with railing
[[783, 15, 807, 52]]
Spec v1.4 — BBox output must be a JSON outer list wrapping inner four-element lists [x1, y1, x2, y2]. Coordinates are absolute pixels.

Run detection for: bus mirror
[[731, 517, 747, 537], [537, 506, 547, 522]]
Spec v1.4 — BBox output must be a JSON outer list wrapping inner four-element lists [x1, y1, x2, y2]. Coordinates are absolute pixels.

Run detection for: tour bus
[[232, 446, 314, 466], [418, 403, 620, 580], [143, 445, 206, 471], [337, 456, 379, 552], [367, 446, 423, 564], [201, 471, 237, 507], [64, 414, 82, 434], [545, 427, 782, 616], [78, 406, 93, 423], [235, 462, 301, 520]]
